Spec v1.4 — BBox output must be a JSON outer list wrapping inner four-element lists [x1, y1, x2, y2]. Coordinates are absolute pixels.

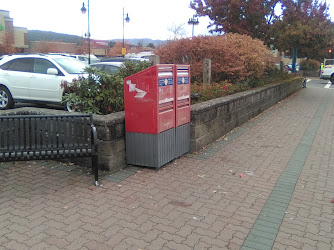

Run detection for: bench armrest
[[91, 125, 98, 153]]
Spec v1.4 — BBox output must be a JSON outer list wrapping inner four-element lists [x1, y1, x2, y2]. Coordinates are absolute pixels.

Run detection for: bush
[[299, 59, 321, 71], [191, 82, 240, 103], [155, 34, 275, 83], [61, 61, 151, 114], [191, 70, 296, 104], [117, 60, 151, 78]]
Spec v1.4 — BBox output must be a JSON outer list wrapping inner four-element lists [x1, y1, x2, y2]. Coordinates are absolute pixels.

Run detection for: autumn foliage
[[107, 42, 124, 57], [190, 0, 277, 41], [299, 59, 321, 71], [0, 32, 18, 55], [30, 41, 57, 54], [155, 34, 274, 83]]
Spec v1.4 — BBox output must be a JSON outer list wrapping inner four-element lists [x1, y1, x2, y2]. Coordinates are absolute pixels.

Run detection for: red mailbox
[[175, 65, 191, 127], [124, 64, 175, 134], [124, 64, 191, 168]]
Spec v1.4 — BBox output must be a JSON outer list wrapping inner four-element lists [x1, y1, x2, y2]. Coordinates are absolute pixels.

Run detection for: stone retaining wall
[[302, 70, 319, 77], [1, 78, 302, 172]]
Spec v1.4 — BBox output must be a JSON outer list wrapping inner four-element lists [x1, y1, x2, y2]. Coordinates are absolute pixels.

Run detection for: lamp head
[[125, 13, 130, 23], [81, 3, 87, 14]]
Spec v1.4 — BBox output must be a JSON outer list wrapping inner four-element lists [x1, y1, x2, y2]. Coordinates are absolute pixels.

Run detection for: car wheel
[[331, 74, 334, 84], [0, 86, 14, 110], [65, 101, 79, 112]]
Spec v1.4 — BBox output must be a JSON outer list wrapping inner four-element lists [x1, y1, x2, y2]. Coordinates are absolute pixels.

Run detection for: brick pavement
[[1, 85, 334, 249]]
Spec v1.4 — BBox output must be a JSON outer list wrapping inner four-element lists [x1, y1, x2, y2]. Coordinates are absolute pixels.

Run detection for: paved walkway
[[1, 85, 334, 249]]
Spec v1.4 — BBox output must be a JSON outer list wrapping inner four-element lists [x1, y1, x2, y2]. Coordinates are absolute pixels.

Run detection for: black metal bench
[[0, 113, 99, 186]]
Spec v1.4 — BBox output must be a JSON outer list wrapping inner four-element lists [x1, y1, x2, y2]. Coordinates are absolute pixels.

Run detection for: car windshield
[[52, 57, 87, 74], [325, 59, 334, 66]]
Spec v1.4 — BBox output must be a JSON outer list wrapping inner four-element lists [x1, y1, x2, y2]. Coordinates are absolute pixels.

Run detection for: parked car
[[0, 54, 87, 111], [125, 51, 153, 60], [320, 59, 334, 83], [285, 63, 300, 72], [90, 61, 123, 74], [100, 56, 147, 62], [47, 53, 100, 65], [71, 54, 100, 64]]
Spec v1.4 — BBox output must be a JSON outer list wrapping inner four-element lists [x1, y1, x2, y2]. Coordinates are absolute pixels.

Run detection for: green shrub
[[61, 61, 151, 114], [191, 82, 240, 103], [117, 60, 151, 78], [191, 70, 296, 104]]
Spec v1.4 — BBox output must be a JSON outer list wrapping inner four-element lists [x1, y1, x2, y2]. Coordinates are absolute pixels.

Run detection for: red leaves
[[0, 31, 19, 55], [190, 82, 235, 102], [190, 0, 275, 41], [155, 34, 274, 84]]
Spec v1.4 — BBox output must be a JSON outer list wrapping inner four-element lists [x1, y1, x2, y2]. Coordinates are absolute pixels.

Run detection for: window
[[91, 64, 103, 70], [33, 59, 58, 74], [24, 33, 29, 46], [52, 57, 86, 74], [0, 58, 33, 72], [78, 56, 88, 63], [105, 65, 120, 74]]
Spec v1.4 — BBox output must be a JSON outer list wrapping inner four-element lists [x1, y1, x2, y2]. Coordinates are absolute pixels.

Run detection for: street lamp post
[[81, 1, 90, 64], [291, 0, 302, 73], [122, 7, 130, 56], [188, 15, 199, 37]]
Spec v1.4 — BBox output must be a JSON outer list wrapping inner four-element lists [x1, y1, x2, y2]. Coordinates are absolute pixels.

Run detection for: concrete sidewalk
[[1, 86, 334, 249]]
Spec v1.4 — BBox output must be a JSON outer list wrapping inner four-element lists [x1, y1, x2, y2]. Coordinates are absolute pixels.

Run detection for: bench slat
[[25, 118, 30, 150], [0, 114, 99, 185]]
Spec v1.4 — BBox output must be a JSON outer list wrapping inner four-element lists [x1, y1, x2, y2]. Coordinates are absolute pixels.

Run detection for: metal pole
[[88, 0, 91, 64], [291, 0, 301, 73], [123, 7, 125, 50], [291, 48, 297, 73]]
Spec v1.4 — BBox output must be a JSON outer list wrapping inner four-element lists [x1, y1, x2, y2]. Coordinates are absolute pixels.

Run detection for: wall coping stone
[[191, 80, 297, 114]]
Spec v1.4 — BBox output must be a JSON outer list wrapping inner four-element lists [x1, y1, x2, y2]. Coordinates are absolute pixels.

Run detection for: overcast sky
[[1, 0, 211, 41], [1, 0, 334, 41]]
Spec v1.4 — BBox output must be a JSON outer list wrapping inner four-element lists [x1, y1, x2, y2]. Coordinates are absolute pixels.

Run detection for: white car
[[90, 61, 123, 74], [0, 54, 87, 111], [71, 54, 100, 65], [47, 53, 100, 65], [320, 59, 334, 83]]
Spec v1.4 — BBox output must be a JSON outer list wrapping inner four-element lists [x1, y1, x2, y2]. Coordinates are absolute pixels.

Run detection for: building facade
[[0, 10, 29, 53]]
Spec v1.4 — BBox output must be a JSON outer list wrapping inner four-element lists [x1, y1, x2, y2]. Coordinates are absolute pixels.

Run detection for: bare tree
[[168, 23, 187, 40]]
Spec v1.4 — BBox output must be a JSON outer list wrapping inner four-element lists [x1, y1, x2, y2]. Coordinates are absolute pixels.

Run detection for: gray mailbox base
[[126, 128, 175, 168], [125, 123, 190, 168], [175, 123, 190, 158]]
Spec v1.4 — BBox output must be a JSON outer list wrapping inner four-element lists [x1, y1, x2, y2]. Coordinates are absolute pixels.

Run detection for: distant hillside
[[28, 30, 83, 44], [28, 30, 166, 47], [112, 38, 166, 47]]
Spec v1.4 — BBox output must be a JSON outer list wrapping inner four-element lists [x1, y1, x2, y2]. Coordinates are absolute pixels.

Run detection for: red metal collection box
[[175, 65, 191, 127], [124, 64, 190, 168], [124, 64, 175, 134]]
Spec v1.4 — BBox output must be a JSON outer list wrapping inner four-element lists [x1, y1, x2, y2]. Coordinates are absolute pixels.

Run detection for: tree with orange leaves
[[0, 32, 18, 55]]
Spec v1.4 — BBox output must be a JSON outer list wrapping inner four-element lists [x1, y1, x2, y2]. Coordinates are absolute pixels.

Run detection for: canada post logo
[[177, 77, 189, 84], [126, 80, 147, 98], [158, 78, 173, 87]]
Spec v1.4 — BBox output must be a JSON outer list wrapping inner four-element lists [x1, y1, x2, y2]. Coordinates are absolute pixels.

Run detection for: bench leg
[[92, 155, 100, 186]]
